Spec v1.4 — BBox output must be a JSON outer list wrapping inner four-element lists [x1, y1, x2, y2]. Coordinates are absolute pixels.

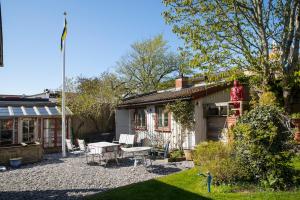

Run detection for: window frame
[[134, 108, 147, 130], [155, 106, 171, 132]]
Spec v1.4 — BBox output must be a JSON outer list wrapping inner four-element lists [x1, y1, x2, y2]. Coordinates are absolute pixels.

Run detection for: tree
[[117, 34, 184, 95], [66, 72, 125, 133], [163, 0, 300, 112]]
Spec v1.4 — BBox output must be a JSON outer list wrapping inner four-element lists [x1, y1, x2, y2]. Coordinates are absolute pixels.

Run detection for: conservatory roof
[[0, 105, 72, 117]]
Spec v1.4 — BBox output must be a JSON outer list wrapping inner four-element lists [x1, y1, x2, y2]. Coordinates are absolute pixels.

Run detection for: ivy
[[166, 100, 194, 130]]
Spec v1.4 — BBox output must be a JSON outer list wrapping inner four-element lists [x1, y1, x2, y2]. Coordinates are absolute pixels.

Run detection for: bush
[[169, 149, 184, 161], [193, 141, 249, 185], [233, 105, 295, 190], [259, 91, 278, 106]]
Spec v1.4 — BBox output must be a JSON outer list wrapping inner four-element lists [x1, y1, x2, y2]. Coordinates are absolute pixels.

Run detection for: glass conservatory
[[0, 105, 72, 149]]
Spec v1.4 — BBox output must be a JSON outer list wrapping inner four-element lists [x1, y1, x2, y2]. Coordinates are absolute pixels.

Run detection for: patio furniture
[[66, 139, 82, 155], [121, 146, 152, 167], [114, 134, 135, 147], [88, 142, 120, 166], [85, 145, 99, 163]]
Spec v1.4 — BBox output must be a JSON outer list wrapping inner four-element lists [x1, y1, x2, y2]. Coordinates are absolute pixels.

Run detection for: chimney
[[175, 77, 189, 90]]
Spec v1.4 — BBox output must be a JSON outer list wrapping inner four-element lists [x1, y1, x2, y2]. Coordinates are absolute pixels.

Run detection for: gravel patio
[[0, 153, 193, 200]]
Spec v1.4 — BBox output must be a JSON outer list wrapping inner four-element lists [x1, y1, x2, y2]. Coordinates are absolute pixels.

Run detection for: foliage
[[163, 0, 300, 112], [166, 100, 194, 149], [193, 141, 249, 185], [169, 149, 184, 160], [117, 34, 186, 95], [64, 72, 125, 133], [166, 100, 194, 130], [291, 113, 300, 119], [233, 105, 295, 190], [259, 91, 278, 106]]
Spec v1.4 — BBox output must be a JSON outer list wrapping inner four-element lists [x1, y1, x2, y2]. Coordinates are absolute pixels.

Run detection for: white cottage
[[116, 77, 238, 150]]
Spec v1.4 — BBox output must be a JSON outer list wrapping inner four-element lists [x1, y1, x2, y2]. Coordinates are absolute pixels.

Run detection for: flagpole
[[62, 12, 67, 157]]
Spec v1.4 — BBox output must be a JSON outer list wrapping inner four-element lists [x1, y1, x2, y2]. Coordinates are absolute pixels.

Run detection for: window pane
[[0, 119, 13, 145], [220, 106, 228, 116], [164, 112, 169, 127], [141, 112, 146, 127], [22, 119, 35, 143], [12, 107, 24, 116], [158, 108, 163, 127], [0, 107, 10, 117], [38, 107, 49, 115], [25, 107, 36, 115], [48, 107, 60, 115]]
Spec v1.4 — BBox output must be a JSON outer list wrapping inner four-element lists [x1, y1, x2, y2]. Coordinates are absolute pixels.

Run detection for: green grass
[[87, 158, 300, 200]]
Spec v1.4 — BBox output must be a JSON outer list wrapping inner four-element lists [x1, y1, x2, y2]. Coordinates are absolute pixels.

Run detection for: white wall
[[133, 105, 195, 150], [115, 109, 130, 140]]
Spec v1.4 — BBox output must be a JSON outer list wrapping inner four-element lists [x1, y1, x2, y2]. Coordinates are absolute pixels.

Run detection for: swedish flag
[[60, 17, 67, 51]]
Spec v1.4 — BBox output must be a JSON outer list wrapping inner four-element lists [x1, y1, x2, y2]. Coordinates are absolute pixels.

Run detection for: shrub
[[169, 149, 184, 161], [233, 105, 295, 190], [259, 91, 278, 106], [291, 112, 300, 119], [193, 141, 249, 185]]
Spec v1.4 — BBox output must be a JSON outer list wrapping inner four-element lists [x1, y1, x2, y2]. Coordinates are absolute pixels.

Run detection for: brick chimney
[[175, 77, 189, 90]]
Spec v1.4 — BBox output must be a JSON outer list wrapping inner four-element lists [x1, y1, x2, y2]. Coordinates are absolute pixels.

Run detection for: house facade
[[116, 78, 247, 150], [0, 94, 72, 152]]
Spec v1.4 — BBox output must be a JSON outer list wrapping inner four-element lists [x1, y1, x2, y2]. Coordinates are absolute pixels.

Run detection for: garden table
[[121, 146, 152, 167], [88, 142, 120, 165]]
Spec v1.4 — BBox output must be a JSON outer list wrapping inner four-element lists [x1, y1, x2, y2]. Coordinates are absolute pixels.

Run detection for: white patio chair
[[66, 139, 82, 155], [117, 134, 135, 157], [85, 145, 99, 164], [118, 134, 135, 147], [77, 139, 88, 156]]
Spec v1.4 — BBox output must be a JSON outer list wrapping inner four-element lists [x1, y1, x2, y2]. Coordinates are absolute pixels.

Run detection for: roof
[[0, 95, 72, 117], [118, 83, 230, 108]]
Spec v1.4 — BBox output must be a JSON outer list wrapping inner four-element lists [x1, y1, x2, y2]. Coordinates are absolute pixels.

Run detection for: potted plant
[[291, 113, 300, 142], [168, 149, 185, 162], [9, 157, 22, 168]]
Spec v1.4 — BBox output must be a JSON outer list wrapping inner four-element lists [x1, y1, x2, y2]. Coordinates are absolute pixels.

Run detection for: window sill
[[135, 127, 147, 131], [155, 128, 171, 133]]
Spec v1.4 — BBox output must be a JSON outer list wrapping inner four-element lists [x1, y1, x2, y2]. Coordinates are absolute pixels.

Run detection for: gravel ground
[[0, 153, 194, 200]]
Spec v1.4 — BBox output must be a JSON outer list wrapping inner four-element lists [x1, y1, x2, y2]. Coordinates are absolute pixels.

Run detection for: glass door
[[22, 119, 35, 143]]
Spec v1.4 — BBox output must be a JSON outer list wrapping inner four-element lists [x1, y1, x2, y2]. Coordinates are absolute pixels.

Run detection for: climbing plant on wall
[[166, 100, 194, 149]]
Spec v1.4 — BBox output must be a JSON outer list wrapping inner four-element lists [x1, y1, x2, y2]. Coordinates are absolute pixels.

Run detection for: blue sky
[[0, 0, 181, 95]]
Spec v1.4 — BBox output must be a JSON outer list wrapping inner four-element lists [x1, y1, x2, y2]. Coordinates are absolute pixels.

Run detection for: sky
[[0, 0, 182, 95]]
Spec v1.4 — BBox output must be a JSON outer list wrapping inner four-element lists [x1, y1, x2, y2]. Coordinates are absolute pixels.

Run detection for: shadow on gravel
[[0, 188, 106, 200], [145, 164, 181, 175]]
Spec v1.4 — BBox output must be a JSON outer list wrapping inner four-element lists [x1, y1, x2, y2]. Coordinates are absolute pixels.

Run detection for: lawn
[[87, 157, 300, 200]]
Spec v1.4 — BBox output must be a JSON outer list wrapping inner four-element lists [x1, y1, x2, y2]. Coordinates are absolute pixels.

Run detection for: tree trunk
[[283, 86, 292, 114]]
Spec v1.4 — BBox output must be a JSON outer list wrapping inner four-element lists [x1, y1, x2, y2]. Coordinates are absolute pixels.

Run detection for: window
[[12, 107, 24, 116], [22, 119, 35, 143], [48, 107, 60, 115], [25, 107, 36, 115], [135, 109, 146, 129], [156, 107, 170, 131], [0, 119, 13, 145], [0, 107, 10, 117], [37, 107, 49, 115], [205, 104, 228, 116], [43, 119, 62, 148]]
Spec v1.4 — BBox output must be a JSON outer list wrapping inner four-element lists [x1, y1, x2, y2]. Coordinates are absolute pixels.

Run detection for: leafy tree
[[163, 0, 300, 112], [117, 34, 185, 95], [65, 72, 125, 133]]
